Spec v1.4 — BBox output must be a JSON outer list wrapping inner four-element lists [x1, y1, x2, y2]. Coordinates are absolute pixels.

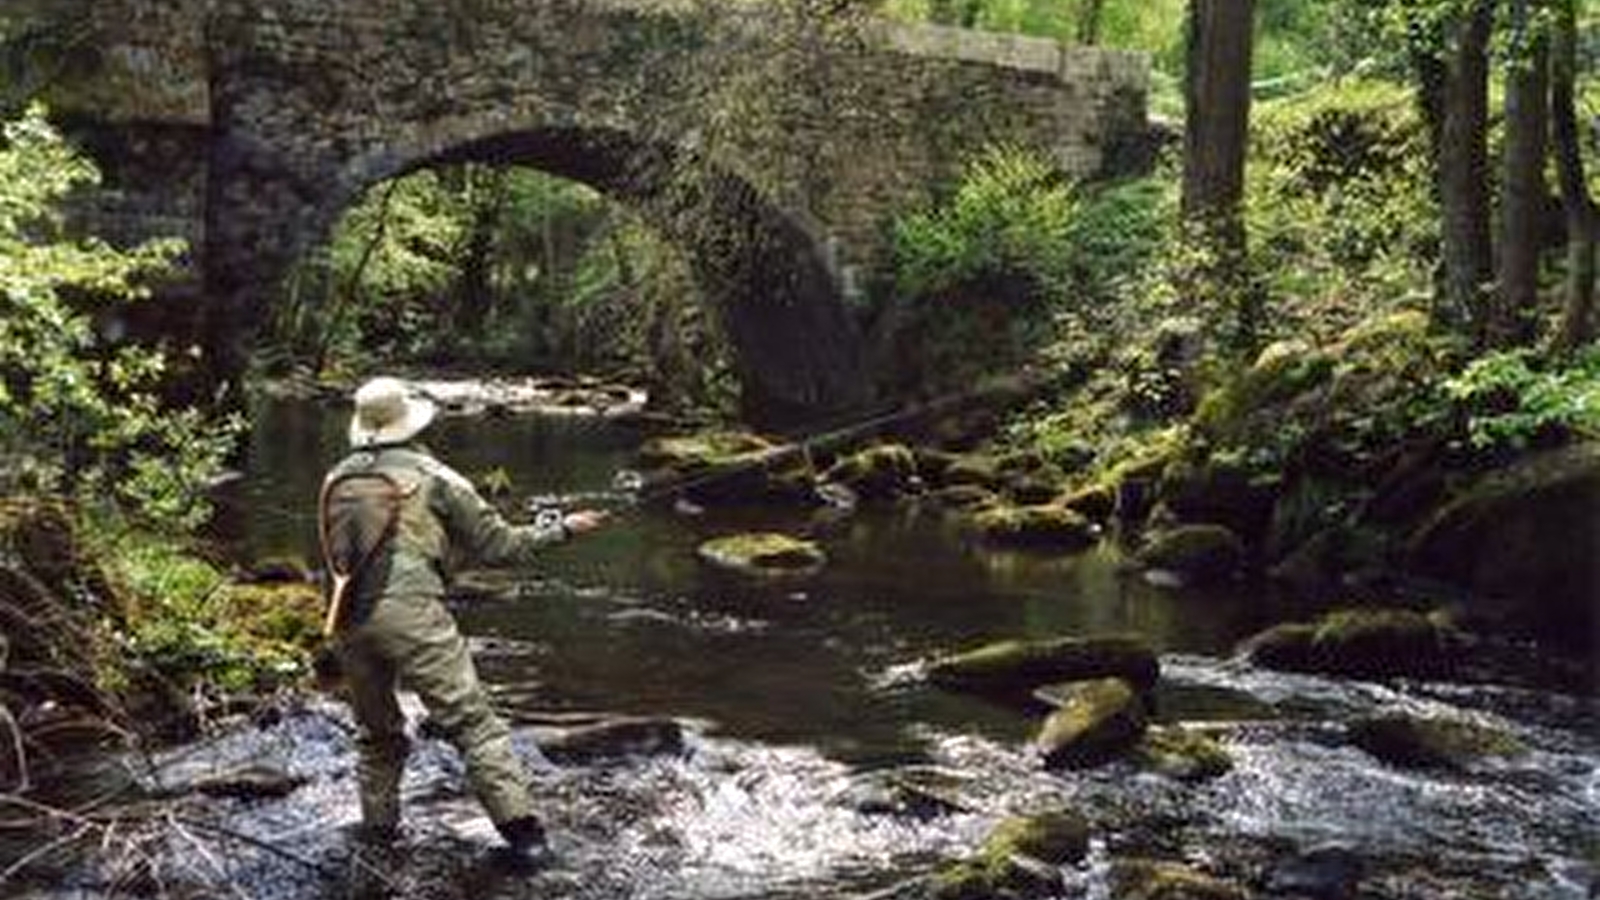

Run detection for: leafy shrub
[[1444, 348, 1600, 452], [892, 144, 1079, 303], [1248, 80, 1438, 343], [0, 105, 239, 530]]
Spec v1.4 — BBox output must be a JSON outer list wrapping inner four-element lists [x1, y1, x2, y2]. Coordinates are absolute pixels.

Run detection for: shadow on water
[[78, 394, 1592, 900]]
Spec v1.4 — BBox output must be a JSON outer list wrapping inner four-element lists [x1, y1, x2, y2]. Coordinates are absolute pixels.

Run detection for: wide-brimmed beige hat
[[348, 377, 437, 448]]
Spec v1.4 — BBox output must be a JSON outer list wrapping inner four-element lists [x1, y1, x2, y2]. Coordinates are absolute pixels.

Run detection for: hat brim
[[349, 395, 437, 448]]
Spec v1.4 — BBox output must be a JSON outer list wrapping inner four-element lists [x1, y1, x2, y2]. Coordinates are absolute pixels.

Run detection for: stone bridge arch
[[219, 117, 868, 421]]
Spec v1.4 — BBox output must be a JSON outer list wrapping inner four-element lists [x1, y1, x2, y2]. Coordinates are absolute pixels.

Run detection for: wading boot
[[494, 815, 556, 872]]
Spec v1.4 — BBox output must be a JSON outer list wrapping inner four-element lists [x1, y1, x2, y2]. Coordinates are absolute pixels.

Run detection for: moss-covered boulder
[[1132, 726, 1234, 782], [821, 443, 920, 502], [1034, 677, 1148, 769], [696, 532, 826, 579], [932, 811, 1091, 900], [636, 431, 816, 505], [971, 505, 1097, 551], [1110, 858, 1253, 900], [928, 635, 1159, 700], [1004, 475, 1062, 506], [1237, 608, 1462, 679], [1348, 714, 1524, 771], [1135, 525, 1246, 585], [1406, 441, 1600, 653]]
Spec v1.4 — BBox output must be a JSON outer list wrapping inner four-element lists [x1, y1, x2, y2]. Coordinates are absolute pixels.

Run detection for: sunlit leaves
[[0, 104, 236, 529]]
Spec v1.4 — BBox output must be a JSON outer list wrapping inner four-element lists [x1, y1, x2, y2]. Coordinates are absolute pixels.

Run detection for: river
[[53, 393, 1597, 900]]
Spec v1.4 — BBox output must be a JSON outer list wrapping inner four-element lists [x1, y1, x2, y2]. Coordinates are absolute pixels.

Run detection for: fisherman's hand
[[561, 509, 608, 536]]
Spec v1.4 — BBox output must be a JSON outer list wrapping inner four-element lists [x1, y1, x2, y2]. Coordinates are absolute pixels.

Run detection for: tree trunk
[[1551, 0, 1596, 351], [1181, 0, 1256, 351], [1437, 0, 1494, 333], [1077, 0, 1106, 45], [1495, 0, 1550, 347]]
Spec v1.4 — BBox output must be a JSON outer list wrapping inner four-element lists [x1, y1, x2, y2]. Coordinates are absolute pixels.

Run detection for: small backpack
[[317, 469, 413, 635]]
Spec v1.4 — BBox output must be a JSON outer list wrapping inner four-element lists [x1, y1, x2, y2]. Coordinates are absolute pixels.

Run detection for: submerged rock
[[1034, 677, 1148, 769], [928, 635, 1159, 701], [1135, 525, 1246, 585], [970, 505, 1097, 551], [1264, 843, 1365, 900], [1237, 607, 1461, 679], [1348, 714, 1524, 771], [696, 533, 826, 579], [1110, 858, 1253, 900], [1132, 725, 1234, 782], [838, 766, 976, 819], [539, 716, 687, 764], [932, 810, 1090, 899], [189, 764, 309, 800]]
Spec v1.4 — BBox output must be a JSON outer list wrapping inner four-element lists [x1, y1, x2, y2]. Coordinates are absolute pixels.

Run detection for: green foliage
[[892, 144, 1079, 302], [96, 528, 314, 693], [0, 105, 240, 530], [1444, 348, 1600, 451], [1248, 80, 1438, 342]]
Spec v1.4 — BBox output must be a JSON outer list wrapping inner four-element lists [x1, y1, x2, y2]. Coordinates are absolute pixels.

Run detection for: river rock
[[1348, 714, 1523, 771], [190, 764, 309, 800], [971, 505, 1097, 551], [1236, 607, 1462, 679], [838, 766, 975, 819], [696, 533, 826, 579], [539, 716, 687, 764], [637, 431, 816, 505], [1157, 456, 1276, 547], [1110, 858, 1253, 900], [932, 810, 1090, 900], [1034, 678, 1148, 769], [1264, 843, 1364, 899], [929, 484, 1001, 512], [1406, 441, 1600, 653], [1135, 525, 1246, 585], [1131, 725, 1234, 782], [822, 443, 921, 501], [928, 634, 1159, 701]]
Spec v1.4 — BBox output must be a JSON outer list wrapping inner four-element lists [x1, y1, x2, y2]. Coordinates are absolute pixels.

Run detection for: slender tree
[[1437, 0, 1495, 333], [1181, 0, 1256, 350], [1551, 0, 1596, 351], [1495, 0, 1550, 347]]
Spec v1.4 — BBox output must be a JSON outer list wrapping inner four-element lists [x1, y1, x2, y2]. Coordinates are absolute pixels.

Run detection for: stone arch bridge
[[27, 0, 1149, 420]]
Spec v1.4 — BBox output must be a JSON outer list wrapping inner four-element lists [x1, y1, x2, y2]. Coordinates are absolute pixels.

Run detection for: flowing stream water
[[45, 393, 1597, 900]]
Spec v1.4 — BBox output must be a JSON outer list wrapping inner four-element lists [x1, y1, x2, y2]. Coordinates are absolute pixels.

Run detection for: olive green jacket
[[323, 444, 566, 606]]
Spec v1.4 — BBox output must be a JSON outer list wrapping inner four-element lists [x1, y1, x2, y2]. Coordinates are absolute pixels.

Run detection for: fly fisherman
[[319, 376, 605, 866]]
